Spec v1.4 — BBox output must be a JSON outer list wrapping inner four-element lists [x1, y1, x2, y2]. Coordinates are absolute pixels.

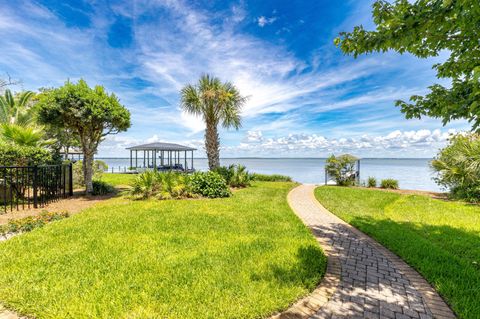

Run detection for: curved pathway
[[286, 184, 456, 319]]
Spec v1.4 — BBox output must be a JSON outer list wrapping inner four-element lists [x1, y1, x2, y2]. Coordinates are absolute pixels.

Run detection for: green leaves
[[431, 132, 480, 202], [336, 0, 480, 131], [36, 79, 131, 193], [325, 154, 358, 186], [37, 79, 131, 139], [180, 74, 246, 129], [0, 141, 52, 166]]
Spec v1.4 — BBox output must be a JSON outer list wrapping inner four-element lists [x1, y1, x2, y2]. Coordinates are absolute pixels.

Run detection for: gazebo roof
[[126, 142, 197, 151]]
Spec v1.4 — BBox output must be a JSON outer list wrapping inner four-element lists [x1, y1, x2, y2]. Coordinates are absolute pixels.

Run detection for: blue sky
[[0, 0, 468, 157]]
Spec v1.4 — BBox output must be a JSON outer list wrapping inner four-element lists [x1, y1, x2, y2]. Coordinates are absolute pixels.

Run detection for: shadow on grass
[[347, 216, 480, 318], [251, 245, 326, 290], [272, 245, 326, 289]]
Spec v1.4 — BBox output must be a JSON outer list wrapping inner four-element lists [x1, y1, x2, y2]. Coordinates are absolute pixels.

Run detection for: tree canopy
[[37, 79, 131, 193], [335, 0, 480, 130]]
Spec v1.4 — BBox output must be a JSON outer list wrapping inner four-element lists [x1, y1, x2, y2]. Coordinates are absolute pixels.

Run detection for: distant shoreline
[[95, 157, 434, 160]]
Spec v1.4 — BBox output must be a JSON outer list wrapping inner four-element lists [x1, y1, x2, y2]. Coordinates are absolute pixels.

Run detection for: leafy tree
[[181, 74, 247, 169], [432, 132, 480, 202], [335, 0, 480, 130], [37, 80, 131, 193], [325, 154, 359, 186], [34, 88, 80, 155]]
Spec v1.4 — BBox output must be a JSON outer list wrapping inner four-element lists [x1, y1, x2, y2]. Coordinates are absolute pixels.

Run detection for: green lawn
[[0, 182, 325, 319], [314, 186, 480, 319], [101, 173, 136, 187]]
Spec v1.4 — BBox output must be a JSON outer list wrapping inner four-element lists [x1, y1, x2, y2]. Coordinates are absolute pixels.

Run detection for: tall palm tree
[[181, 74, 247, 169]]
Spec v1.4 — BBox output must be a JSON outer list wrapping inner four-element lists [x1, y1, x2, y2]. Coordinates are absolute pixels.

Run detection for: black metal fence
[[0, 163, 73, 214]]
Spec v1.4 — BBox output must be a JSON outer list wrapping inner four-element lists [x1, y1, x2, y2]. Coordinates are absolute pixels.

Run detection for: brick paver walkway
[[287, 184, 456, 319]]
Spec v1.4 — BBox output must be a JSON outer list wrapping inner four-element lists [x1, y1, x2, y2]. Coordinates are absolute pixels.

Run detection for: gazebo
[[126, 142, 196, 172]]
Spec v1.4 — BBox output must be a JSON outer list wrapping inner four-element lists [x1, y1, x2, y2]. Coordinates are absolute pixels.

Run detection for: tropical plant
[[130, 171, 194, 200], [367, 177, 377, 188], [380, 179, 399, 189], [0, 124, 50, 147], [189, 171, 231, 198], [37, 80, 131, 194], [181, 74, 247, 169], [325, 154, 358, 186], [250, 173, 293, 182], [431, 133, 480, 202], [213, 164, 251, 188], [0, 89, 35, 125], [335, 0, 480, 131]]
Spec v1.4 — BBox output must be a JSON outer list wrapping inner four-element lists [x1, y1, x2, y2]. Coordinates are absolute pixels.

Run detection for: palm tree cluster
[[0, 89, 49, 147], [432, 133, 480, 202], [181, 74, 247, 170]]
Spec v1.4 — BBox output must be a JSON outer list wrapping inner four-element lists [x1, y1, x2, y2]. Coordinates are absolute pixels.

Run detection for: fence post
[[325, 168, 327, 185], [69, 163, 73, 196], [33, 166, 38, 208]]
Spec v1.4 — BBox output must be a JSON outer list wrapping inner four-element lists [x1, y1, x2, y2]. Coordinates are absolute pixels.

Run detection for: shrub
[[0, 211, 69, 236], [325, 154, 358, 186], [367, 177, 377, 188], [73, 160, 108, 187], [189, 171, 231, 198], [432, 133, 480, 202], [380, 179, 399, 189], [213, 164, 251, 188], [250, 173, 292, 182], [92, 180, 115, 196], [0, 142, 53, 166], [130, 171, 193, 200]]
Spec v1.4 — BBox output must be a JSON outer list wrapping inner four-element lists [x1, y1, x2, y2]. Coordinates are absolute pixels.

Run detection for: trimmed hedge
[[0, 142, 53, 166], [189, 171, 231, 198]]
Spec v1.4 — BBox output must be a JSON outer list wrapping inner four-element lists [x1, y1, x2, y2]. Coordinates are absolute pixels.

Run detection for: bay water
[[97, 157, 442, 192]]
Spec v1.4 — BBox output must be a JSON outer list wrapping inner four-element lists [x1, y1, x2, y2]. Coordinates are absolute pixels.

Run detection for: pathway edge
[[269, 186, 342, 319], [308, 185, 456, 319]]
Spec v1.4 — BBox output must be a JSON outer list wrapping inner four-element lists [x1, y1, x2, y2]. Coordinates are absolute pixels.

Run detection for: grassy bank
[[0, 182, 325, 318], [315, 186, 480, 318]]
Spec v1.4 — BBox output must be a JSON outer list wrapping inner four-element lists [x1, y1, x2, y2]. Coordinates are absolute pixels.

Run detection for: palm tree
[[0, 89, 35, 125], [0, 89, 51, 148], [0, 123, 50, 147], [181, 74, 247, 169]]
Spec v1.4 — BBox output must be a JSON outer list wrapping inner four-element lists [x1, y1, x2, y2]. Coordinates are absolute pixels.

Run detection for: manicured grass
[[101, 173, 136, 187], [0, 182, 325, 318], [315, 186, 480, 319]]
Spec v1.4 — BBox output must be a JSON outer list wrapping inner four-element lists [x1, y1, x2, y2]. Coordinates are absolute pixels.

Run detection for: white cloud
[[221, 129, 458, 157], [257, 16, 277, 27]]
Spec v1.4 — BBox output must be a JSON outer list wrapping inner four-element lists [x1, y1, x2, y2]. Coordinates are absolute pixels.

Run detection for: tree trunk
[[205, 123, 220, 170], [83, 151, 94, 194]]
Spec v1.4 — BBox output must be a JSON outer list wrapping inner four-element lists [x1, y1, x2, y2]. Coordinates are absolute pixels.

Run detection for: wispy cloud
[[257, 15, 277, 27], [0, 0, 471, 158], [223, 129, 458, 158]]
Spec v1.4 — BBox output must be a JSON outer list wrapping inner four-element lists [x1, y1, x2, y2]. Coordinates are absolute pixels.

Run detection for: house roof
[[126, 142, 197, 151]]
